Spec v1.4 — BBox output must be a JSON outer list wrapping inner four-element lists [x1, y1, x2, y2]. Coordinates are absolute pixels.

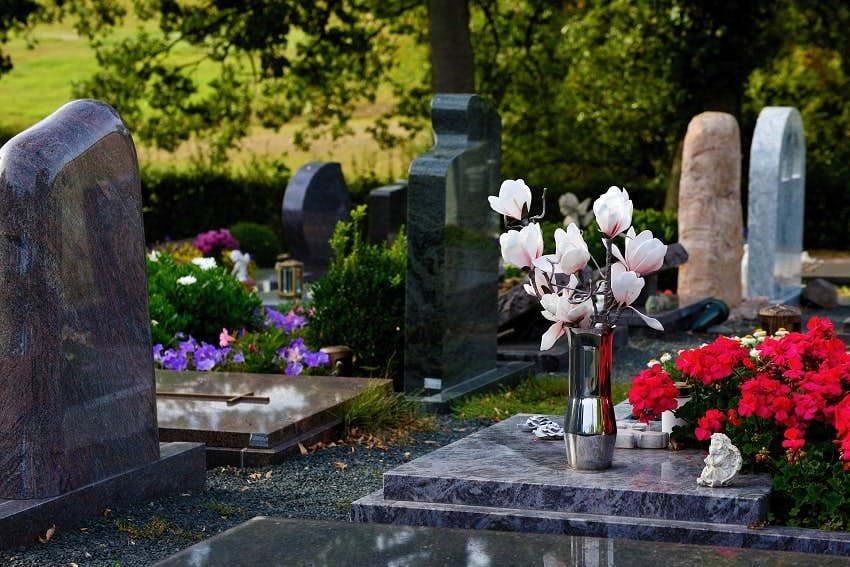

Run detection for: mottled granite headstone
[[0, 100, 160, 499], [404, 94, 531, 401], [281, 161, 351, 279], [368, 181, 407, 245], [677, 112, 744, 308], [746, 107, 805, 303]]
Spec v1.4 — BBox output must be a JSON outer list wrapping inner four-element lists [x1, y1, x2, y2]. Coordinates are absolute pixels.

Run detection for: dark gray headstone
[[404, 94, 531, 404], [0, 100, 204, 548], [368, 181, 407, 245], [281, 161, 351, 279]]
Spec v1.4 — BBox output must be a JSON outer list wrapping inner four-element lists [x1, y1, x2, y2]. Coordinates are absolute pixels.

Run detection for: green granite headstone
[[403, 94, 531, 407]]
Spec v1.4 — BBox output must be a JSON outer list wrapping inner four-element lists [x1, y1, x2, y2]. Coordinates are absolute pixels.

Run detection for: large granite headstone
[[0, 99, 204, 548], [368, 181, 407, 245], [281, 161, 351, 280], [677, 112, 744, 308], [404, 94, 531, 407], [746, 107, 806, 304]]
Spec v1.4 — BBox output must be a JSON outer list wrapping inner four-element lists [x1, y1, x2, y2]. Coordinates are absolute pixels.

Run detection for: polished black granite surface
[[352, 413, 850, 556], [155, 516, 850, 566]]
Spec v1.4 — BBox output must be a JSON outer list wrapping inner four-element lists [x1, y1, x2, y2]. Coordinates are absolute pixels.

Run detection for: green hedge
[[141, 160, 290, 245]]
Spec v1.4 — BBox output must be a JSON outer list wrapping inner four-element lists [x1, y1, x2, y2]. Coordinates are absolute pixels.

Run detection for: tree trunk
[[428, 0, 475, 93]]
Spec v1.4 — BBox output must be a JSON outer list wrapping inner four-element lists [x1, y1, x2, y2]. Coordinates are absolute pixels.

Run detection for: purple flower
[[161, 349, 188, 371], [285, 361, 304, 376], [177, 336, 198, 355], [152, 344, 164, 363], [232, 351, 245, 364], [193, 343, 221, 371], [303, 350, 330, 368], [264, 307, 306, 332], [192, 228, 240, 254]]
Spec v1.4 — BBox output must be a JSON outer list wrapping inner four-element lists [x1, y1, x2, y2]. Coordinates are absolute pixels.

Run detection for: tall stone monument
[[0, 99, 204, 548], [404, 94, 531, 408], [746, 107, 805, 304], [677, 112, 744, 308]]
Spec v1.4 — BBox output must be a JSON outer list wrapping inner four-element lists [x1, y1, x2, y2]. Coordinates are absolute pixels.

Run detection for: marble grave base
[[0, 442, 205, 549], [156, 370, 391, 467], [154, 516, 850, 566], [352, 413, 850, 556]]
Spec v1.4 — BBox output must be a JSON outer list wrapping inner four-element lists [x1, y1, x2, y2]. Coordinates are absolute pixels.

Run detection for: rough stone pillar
[[677, 112, 743, 308]]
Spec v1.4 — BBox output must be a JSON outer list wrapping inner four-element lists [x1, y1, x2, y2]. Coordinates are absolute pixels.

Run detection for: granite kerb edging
[[379, 471, 767, 525], [350, 489, 850, 556]]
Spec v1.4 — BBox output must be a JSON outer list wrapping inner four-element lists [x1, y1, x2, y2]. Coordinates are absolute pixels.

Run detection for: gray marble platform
[[352, 413, 850, 556], [154, 516, 850, 566]]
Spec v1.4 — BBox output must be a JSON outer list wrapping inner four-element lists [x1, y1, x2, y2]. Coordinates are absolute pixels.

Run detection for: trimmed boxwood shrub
[[306, 205, 406, 387]]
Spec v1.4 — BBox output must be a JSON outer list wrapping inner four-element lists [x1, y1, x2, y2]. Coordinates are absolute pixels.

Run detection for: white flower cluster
[[489, 179, 668, 350]]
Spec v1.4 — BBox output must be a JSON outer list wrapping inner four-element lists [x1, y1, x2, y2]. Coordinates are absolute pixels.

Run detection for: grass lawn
[[451, 374, 631, 422], [0, 13, 429, 179]]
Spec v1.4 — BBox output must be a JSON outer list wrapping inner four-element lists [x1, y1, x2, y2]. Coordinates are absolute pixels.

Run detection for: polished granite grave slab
[[352, 413, 850, 555], [155, 516, 850, 566], [0, 442, 204, 549], [0, 99, 159, 500], [156, 370, 390, 467]]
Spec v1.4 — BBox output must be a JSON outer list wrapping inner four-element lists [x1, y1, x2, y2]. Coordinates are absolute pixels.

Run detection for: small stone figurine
[[229, 250, 251, 282], [697, 433, 743, 487]]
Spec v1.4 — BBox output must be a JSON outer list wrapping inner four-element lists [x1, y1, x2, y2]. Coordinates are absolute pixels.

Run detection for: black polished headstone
[[403, 94, 531, 407], [281, 161, 351, 279], [368, 181, 407, 245]]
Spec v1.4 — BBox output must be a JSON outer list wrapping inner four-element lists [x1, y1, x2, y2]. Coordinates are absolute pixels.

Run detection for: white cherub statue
[[697, 433, 743, 487], [229, 249, 251, 282]]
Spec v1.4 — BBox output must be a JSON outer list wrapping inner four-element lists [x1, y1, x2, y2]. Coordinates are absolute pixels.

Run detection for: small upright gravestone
[[746, 107, 806, 304], [282, 161, 351, 280], [677, 112, 744, 308], [368, 181, 407, 245], [404, 94, 531, 407], [0, 99, 204, 548]]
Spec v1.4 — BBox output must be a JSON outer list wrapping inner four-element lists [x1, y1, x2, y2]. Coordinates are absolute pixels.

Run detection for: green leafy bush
[[147, 252, 263, 347], [306, 205, 406, 384], [229, 221, 282, 267]]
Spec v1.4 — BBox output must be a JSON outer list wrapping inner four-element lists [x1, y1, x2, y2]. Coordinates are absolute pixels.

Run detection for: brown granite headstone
[[0, 99, 160, 499], [677, 112, 744, 308]]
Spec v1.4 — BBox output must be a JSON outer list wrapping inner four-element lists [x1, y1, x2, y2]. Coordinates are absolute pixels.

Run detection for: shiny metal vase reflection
[[564, 326, 617, 470]]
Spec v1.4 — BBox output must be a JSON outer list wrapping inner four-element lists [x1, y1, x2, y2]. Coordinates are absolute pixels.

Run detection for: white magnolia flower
[[177, 275, 197, 286], [488, 179, 533, 220], [532, 223, 590, 276], [192, 257, 217, 270], [593, 186, 633, 237], [499, 223, 543, 269], [612, 227, 667, 276]]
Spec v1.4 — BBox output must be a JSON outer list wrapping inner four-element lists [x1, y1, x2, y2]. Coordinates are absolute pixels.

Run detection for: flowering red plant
[[629, 317, 850, 468]]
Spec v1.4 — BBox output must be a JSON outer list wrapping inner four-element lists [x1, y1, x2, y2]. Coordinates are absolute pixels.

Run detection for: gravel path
[[2, 304, 847, 566], [1, 416, 496, 567]]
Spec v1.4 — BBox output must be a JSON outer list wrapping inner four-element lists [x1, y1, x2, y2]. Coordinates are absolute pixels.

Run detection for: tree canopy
[[2, 1, 849, 246]]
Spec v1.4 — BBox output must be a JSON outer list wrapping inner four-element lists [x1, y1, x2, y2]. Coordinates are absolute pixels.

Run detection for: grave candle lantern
[[276, 254, 303, 299]]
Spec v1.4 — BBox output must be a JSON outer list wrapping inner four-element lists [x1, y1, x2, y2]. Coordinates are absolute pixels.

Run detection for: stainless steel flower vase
[[564, 327, 617, 470]]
